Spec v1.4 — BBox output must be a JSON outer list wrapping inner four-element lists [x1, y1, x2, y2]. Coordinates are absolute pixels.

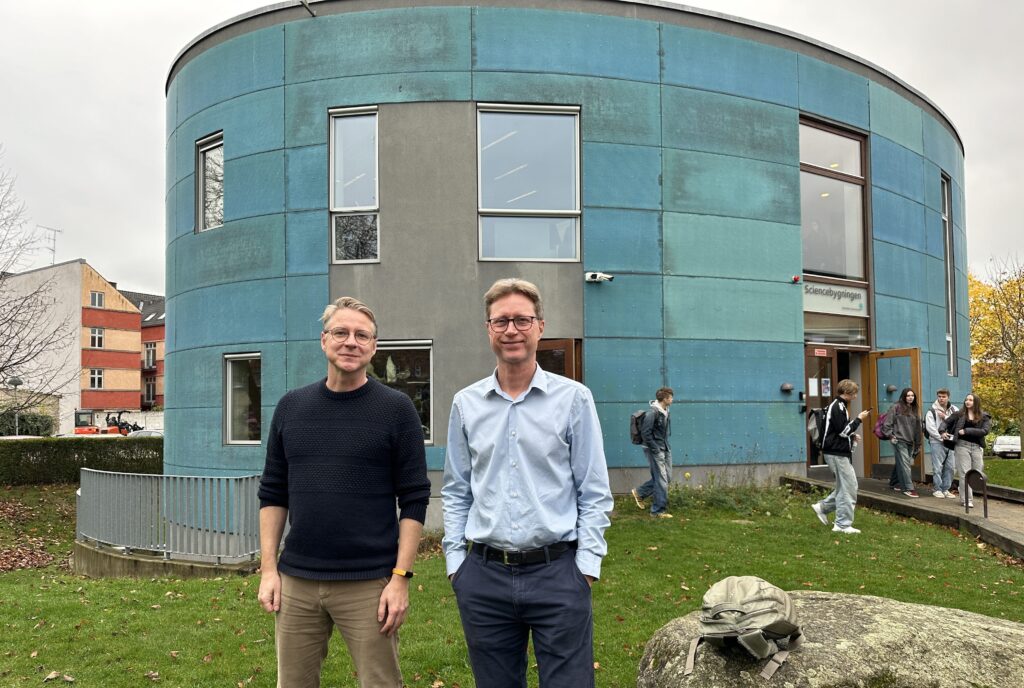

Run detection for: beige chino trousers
[[275, 574, 401, 688]]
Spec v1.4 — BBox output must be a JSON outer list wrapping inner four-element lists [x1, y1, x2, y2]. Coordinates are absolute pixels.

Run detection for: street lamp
[[6, 377, 23, 436]]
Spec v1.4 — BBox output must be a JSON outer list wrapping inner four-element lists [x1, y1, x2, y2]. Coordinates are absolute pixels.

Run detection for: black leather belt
[[468, 540, 576, 565]]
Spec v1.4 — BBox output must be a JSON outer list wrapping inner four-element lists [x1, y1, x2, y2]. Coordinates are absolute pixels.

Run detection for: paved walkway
[[782, 474, 1024, 560]]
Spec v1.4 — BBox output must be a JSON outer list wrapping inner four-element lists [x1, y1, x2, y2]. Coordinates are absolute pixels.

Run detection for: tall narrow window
[[941, 174, 957, 375], [478, 105, 580, 261], [144, 342, 157, 369], [89, 369, 103, 389], [197, 132, 224, 231], [370, 342, 432, 442], [90, 291, 105, 308], [90, 327, 104, 348], [799, 122, 866, 280], [144, 377, 156, 404], [330, 108, 378, 262], [224, 354, 261, 444]]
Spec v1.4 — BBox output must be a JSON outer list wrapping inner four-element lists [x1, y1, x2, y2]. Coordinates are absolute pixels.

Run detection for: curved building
[[165, 0, 969, 489]]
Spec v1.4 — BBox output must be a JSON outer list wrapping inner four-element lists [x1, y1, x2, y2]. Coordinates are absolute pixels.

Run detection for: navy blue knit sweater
[[258, 377, 430, 580]]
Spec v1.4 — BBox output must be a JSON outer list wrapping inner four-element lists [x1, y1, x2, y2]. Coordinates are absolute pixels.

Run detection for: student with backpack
[[939, 392, 992, 508], [924, 388, 958, 498], [810, 379, 871, 534], [630, 387, 674, 518], [883, 388, 923, 498]]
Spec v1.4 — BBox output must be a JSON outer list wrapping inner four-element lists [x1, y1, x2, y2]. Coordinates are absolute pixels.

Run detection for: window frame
[[196, 131, 225, 233], [144, 376, 156, 404], [798, 118, 869, 283], [144, 342, 157, 369], [90, 327, 104, 349], [89, 291, 105, 308], [329, 106, 380, 265], [477, 104, 581, 262], [371, 340, 433, 445], [223, 352, 262, 446], [89, 368, 103, 390], [941, 173, 958, 376]]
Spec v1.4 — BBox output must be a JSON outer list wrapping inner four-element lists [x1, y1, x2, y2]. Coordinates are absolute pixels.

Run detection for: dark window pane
[[369, 348, 431, 441], [228, 358, 261, 442], [333, 214, 378, 261]]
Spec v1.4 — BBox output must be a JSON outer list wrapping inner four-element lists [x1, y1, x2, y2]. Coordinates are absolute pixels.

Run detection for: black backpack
[[629, 409, 647, 445], [806, 408, 826, 449]]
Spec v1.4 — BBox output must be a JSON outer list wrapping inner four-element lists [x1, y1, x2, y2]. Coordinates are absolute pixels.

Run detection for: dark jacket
[[821, 397, 862, 458], [641, 402, 671, 454], [939, 409, 992, 447], [882, 405, 923, 455]]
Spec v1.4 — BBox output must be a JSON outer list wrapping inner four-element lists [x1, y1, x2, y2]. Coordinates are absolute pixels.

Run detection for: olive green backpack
[[684, 576, 803, 680]]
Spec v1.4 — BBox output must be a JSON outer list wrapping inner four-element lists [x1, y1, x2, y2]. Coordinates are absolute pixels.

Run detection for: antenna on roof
[[36, 225, 63, 265]]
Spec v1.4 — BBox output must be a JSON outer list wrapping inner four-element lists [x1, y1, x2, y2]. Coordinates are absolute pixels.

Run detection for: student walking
[[939, 393, 992, 508], [631, 387, 674, 518], [924, 388, 958, 498], [811, 379, 871, 534], [884, 388, 924, 498]]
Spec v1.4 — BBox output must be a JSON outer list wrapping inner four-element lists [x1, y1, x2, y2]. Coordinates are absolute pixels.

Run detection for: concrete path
[[783, 474, 1024, 560]]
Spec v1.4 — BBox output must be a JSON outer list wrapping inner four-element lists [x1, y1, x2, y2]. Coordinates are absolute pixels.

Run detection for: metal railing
[[77, 468, 261, 564]]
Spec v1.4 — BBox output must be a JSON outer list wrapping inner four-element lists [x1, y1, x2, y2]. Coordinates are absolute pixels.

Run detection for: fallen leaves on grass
[[0, 538, 54, 572], [42, 671, 75, 682], [0, 499, 31, 524]]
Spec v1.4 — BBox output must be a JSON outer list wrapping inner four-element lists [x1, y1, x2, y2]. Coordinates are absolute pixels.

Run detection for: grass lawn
[[2, 482, 1023, 687], [984, 457, 1024, 490]]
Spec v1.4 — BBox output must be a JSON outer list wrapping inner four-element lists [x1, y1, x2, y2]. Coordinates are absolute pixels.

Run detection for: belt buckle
[[503, 550, 511, 565]]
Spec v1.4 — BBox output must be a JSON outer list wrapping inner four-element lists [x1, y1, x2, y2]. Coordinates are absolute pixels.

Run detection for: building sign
[[803, 282, 868, 317]]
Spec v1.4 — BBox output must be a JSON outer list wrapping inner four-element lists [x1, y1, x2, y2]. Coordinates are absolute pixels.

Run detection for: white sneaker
[[811, 502, 829, 526], [944, 491, 955, 498], [968, 500, 975, 508], [933, 491, 945, 498], [832, 525, 861, 534]]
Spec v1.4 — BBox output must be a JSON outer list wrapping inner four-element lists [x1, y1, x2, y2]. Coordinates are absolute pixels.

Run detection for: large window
[[144, 342, 157, 369], [90, 327, 104, 348], [799, 123, 866, 280], [330, 108, 378, 263], [89, 369, 103, 390], [941, 174, 957, 375], [144, 376, 156, 404], [224, 354, 261, 444], [369, 342, 431, 442], [197, 132, 224, 232], [478, 106, 580, 261]]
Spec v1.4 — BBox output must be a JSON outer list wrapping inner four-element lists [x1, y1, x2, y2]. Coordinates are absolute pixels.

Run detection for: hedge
[[0, 437, 163, 485], [0, 411, 55, 437]]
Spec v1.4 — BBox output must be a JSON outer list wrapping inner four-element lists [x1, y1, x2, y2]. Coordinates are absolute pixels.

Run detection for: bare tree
[[0, 150, 76, 418]]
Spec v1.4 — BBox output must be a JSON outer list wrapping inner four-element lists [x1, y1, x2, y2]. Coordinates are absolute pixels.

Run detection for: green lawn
[[2, 483, 1023, 687], [984, 457, 1024, 490]]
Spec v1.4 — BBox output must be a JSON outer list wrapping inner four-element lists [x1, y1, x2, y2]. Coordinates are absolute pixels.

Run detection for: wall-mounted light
[[886, 384, 898, 394], [780, 383, 794, 393]]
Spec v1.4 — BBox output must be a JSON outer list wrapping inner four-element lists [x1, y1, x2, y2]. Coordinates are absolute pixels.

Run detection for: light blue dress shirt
[[442, 366, 613, 579]]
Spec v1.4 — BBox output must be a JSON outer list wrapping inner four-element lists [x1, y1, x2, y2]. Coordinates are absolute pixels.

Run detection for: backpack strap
[[683, 637, 701, 676], [759, 630, 803, 679], [736, 630, 777, 659]]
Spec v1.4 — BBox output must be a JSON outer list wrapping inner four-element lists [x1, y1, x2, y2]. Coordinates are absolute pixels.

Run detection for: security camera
[[585, 272, 614, 283]]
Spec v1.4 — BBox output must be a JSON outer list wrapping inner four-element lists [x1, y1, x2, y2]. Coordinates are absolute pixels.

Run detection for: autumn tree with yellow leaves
[[969, 263, 1024, 436]]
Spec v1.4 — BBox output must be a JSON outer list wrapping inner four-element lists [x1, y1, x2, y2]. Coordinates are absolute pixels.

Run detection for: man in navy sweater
[[257, 296, 430, 688]]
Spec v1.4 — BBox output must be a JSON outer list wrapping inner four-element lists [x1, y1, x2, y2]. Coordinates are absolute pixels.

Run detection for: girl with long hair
[[939, 393, 992, 507], [883, 388, 923, 497]]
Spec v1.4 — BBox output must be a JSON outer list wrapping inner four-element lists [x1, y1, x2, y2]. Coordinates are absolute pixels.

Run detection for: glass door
[[864, 348, 922, 480], [537, 339, 582, 382], [804, 345, 838, 466]]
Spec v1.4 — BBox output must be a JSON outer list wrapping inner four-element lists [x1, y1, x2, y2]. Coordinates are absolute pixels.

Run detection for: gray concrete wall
[[330, 102, 583, 446]]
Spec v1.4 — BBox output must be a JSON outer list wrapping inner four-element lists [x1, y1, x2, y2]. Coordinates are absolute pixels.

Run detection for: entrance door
[[537, 339, 583, 382], [864, 348, 922, 480], [804, 345, 838, 466]]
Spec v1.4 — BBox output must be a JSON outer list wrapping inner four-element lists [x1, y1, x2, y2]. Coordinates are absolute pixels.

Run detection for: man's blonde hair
[[484, 278, 544, 320], [836, 379, 859, 396], [320, 296, 377, 335]]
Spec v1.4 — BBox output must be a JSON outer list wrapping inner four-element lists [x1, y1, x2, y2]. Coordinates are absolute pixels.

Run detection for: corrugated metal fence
[[77, 468, 261, 564]]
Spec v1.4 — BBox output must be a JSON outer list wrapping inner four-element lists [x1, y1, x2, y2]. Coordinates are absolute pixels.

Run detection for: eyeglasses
[[486, 316, 538, 333], [324, 328, 375, 345]]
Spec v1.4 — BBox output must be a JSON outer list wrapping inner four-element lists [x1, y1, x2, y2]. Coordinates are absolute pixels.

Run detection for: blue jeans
[[819, 453, 857, 528], [452, 548, 594, 688], [888, 441, 914, 491], [929, 438, 955, 492], [636, 447, 672, 514]]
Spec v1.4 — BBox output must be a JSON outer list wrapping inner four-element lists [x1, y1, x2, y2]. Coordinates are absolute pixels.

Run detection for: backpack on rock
[[684, 576, 803, 680]]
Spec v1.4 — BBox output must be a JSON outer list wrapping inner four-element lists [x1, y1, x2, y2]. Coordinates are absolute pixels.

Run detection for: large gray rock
[[637, 590, 1024, 688]]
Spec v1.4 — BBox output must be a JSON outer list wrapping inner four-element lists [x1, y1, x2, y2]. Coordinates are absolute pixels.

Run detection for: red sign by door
[[813, 348, 828, 357]]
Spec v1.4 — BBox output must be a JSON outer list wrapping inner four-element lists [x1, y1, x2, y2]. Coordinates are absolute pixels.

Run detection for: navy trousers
[[452, 549, 595, 688]]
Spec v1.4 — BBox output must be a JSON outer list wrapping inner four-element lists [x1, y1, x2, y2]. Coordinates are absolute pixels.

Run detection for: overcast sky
[[0, 0, 1017, 294]]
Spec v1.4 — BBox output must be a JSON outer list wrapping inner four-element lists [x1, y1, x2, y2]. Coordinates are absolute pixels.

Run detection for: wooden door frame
[[804, 345, 839, 467], [537, 338, 583, 382], [864, 347, 922, 480]]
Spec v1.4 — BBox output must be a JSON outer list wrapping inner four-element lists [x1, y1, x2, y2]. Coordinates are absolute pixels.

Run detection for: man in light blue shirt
[[442, 278, 613, 688]]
